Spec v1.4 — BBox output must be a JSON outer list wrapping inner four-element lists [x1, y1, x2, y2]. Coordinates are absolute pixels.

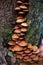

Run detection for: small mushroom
[[32, 45, 38, 52], [22, 53, 27, 57], [23, 55, 29, 60], [20, 33, 25, 36], [18, 11, 25, 15], [14, 29, 21, 33], [17, 1, 22, 4], [16, 18, 26, 23], [9, 45, 23, 52], [8, 41, 16, 45], [17, 54, 23, 59], [20, 5, 27, 9], [9, 46, 15, 52], [28, 53, 32, 56], [22, 2, 29, 5], [24, 58, 32, 62], [32, 56, 39, 61], [18, 40, 28, 47], [12, 34, 19, 40], [15, 7, 20, 11], [21, 22, 28, 27], [28, 43, 33, 50], [30, 55, 36, 58], [21, 27, 27, 32], [19, 37, 24, 40], [38, 57, 43, 61], [23, 10, 28, 12], [13, 25, 20, 29], [24, 48, 31, 54], [17, 16, 23, 19], [32, 49, 40, 54]]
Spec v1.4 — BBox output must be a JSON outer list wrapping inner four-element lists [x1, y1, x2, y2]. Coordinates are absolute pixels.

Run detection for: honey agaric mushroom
[[18, 11, 25, 15], [16, 18, 26, 23], [21, 22, 28, 27], [17, 16, 23, 19], [7, 0, 43, 63], [20, 33, 25, 36], [14, 29, 21, 33], [19, 37, 24, 40], [22, 54, 27, 57], [28, 53, 32, 56], [32, 56, 39, 61], [21, 28, 27, 32], [24, 58, 32, 62], [22, 2, 29, 5], [24, 48, 31, 54], [23, 56, 29, 60], [15, 7, 20, 11], [8, 41, 16, 45], [32, 49, 40, 54], [17, 54, 23, 59], [13, 25, 20, 29], [9, 45, 23, 52], [30, 55, 36, 59], [32, 45, 38, 52], [12, 34, 19, 40], [17, 1, 22, 4], [20, 5, 27, 9], [28, 43, 32, 49], [18, 40, 28, 47], [23, 10, 28, 12]]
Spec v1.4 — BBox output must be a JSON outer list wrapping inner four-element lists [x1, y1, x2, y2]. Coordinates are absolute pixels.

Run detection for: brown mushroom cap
[[17, 1, 22, 4], [9, 45, 23, 52], [22, 53, 27, 57], [12, 34, 19, 40], [20, 5, 27, 9], [19, 37, 24, 40], [8, 41, 16, 45], [24, 58, 32, 62], [32, 56, 39, 61], [32, 49, 40, 54], [32, 45, 38, 52], [28, 53, 32, 56], [23, 10, 28, 12], [30, 55, 36, 58], [14, 29, 21, 33], [21, 22, 28, 27], [20, 33, 25, 36], [18, 11, 25, 15], [23, 55, 29, 60], [22, 2, 29, 5], [21, 27, 27, 32], [17, 16, 23, 19], [28, 43, 33, 50], [24, 48, 31, 54], [16, 18, 26, 23], [13, 25, 20, 29], [9, 46, 15, 52], [15, 7, 20, 10], [18, 40, 28, 47], [17, 54, 23, 59]]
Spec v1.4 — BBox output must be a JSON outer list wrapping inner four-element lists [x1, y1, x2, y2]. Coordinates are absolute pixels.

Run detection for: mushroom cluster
[[7, 0, 43, 64]]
